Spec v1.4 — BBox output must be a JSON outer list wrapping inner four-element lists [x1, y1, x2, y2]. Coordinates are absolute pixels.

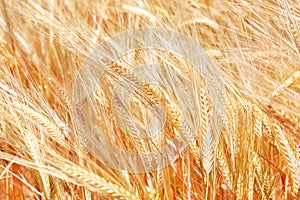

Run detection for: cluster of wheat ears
[[0, 0, 300, 199]]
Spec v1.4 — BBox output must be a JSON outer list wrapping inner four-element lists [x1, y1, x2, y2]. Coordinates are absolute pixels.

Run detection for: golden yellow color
[[0, 0, 300, 199]]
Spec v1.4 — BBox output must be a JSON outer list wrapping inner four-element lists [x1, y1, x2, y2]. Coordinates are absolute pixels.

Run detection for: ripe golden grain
[[1, 0, 300, 199]]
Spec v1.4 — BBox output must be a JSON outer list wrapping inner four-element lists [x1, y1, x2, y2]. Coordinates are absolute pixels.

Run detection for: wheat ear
[[12, 102, 66, 145], [274, 124, 300, 197], [63, 163, 139, 200]]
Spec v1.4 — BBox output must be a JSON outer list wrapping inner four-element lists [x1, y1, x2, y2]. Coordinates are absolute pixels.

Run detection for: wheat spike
[[272, 71, 300, 97], [274, 124, 300, 197], [63, 163, 139, 200], [12, 102, 66, 145], [216, 146, 233, 191], [199, 78, 214, 174]]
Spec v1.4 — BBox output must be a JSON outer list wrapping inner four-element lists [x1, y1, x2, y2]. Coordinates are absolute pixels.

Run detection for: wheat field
[[0, 0, 300, 199]]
